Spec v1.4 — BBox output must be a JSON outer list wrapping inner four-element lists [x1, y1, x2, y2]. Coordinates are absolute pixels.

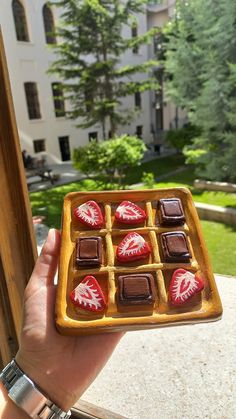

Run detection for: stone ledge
[[195, 202, 236, 225], [194, 179, 236, 193]]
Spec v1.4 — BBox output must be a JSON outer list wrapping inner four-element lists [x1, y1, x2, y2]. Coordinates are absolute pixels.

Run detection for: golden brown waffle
[[55, 188, 222, 335]]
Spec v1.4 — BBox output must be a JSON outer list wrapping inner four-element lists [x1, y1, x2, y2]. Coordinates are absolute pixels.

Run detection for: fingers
[[27, 229, 61, 289]]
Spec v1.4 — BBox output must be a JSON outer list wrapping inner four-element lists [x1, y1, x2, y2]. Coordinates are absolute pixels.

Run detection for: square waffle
[[55, 188, 222, 335]]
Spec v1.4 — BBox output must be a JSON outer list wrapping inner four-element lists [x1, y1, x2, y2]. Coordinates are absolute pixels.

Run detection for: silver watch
[[0, 359, 71, 418]]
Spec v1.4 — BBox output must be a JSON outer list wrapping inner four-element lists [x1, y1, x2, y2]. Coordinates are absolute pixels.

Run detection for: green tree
[[49, 0, 159, 138], [164, 0, 236, 182], [73, 134, 146, 187]]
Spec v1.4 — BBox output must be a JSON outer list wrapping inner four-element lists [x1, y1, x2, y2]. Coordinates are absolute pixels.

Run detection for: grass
[[30, 179, 101, 229], [151, 168, 236, 209], [125, 153, 185, 184], [200, 221, 236, 276], [30, 155, 236, 275]]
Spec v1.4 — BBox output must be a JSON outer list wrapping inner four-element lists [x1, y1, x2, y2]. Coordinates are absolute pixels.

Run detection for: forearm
[[0, 381, 29, 419]]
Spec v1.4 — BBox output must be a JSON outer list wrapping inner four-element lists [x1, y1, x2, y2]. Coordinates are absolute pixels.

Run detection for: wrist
[[15, 351, 73, 412], [0, 380, 29, 419], [1, 358, 71, 418]]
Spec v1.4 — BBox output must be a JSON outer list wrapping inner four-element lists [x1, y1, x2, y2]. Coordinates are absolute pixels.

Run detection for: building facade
[[0, 0, 183, 164]]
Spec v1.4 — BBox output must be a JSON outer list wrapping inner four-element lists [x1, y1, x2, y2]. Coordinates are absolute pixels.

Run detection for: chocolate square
[[76, 237, 102, 267], [118, 274, 155, 306], [160, 232, 191, 262], [159, 198, 185, 226]]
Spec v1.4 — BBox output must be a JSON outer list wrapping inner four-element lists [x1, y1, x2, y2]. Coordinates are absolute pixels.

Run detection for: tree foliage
[[164, 0, 236, 182], [165, 124, 201, 153], [49, 0, 159, 138], [73, 135, 146, 187]]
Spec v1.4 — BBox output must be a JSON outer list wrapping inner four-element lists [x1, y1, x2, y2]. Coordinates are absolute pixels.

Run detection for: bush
[[72, 140, 103, 176], [73, 135, 146, 187], [165, 124, 201, 152], [141, 172, 155, 189]]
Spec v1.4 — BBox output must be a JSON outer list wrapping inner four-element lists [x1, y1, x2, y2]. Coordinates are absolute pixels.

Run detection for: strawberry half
[[70, 275, 106, 312], [115, 201, 146, 224], [116, 232, 151, 262], [169, 269, 204, 305], [74, 200, 104, 229]]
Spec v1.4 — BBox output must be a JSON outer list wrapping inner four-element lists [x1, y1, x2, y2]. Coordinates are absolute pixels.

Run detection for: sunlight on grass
[[154, 181, 236, 209], [200, 221, 236, 276]]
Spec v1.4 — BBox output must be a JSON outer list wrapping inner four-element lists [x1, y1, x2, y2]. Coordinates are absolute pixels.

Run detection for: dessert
[[70, 275, 106, 312], [116, 232, 151, 262], [76, 236, 102, 267], [115, 200, 146, 224], [74, 200, 103, 228], [117, 273, 155, 306], [56, 188, 222, 336], [159, 198, 185, 226], [160, 231, 191, 262], [169, 269, 204, 305]]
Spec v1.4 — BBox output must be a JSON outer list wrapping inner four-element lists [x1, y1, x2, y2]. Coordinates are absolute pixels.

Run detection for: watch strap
[[0, 360, 71, 418]]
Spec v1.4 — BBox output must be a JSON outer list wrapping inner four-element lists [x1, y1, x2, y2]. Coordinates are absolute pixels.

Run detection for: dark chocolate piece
[[76, 237, 102, 267], [160, 231, 191, 262], [159, 198, 185, 226], [118, 273, 155, 306]]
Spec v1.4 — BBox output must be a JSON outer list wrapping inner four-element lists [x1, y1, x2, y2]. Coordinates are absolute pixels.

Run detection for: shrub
[[141, 172, 155, 189], [73, 135, 146, 187], [165, 124, 201, 152]]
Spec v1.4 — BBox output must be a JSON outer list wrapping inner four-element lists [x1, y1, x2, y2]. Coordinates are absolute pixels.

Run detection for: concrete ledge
[[195, 202, 236, 225], [194, 179, 236, 193]]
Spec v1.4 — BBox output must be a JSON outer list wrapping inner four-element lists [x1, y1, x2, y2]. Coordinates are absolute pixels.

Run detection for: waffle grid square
[[56, 188, 222, 335]]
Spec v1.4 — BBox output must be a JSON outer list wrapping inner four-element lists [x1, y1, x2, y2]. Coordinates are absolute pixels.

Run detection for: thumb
[[27, 229, 61, 290]]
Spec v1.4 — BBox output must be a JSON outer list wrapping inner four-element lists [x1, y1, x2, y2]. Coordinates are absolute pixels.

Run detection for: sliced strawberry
[[169, 269, 204, 305], [116, 232, 151, 262], [115, 201, 146, 224], [74, 200, 103, 229], [70, 275, 106, 312]]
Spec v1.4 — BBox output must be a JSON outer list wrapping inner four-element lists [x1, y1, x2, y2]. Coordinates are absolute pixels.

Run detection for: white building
[[0, 0, 183, 164]]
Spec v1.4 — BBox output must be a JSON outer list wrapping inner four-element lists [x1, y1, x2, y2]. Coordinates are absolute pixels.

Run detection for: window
[[42, 4, 56, 44], [33, 139, 46, 153], [12, 0, 29, 42], [58, 136, 71, 161], [134, 92, 142, 109], [155, 71, 163, 130], [153, 32, 164, 60], [88, 132, 98, 142], [131, 25, 138, 54], [136, 125, 143, 139], [52, 83, 65, 117], [24, 82, 41, 120]]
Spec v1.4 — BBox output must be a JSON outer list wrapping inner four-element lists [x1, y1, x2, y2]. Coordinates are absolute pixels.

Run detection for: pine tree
[[164, 0, 236, 182], [49, 0, 159, 138]]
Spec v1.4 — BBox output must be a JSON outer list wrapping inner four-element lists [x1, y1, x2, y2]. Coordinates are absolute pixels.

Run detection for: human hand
[[15, 229, 123, 412]]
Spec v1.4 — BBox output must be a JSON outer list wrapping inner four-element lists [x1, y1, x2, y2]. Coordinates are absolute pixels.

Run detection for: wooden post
[[0, 28, 37, 363]]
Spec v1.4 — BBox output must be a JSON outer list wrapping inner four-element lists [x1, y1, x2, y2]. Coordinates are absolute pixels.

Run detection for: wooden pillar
[[0, 28, 37, 364]]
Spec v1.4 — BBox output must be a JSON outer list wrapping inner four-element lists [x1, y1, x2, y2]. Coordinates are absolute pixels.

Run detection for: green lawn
[[200, 221, 236, 276], [153, 168, 236, 209], [125, 153, 185, 184], [30, 179, 100, 229], [30, 155, 236, 276]]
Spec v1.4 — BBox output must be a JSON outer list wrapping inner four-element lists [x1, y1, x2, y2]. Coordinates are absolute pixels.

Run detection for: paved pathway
[[28, 149, 175, 192]]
